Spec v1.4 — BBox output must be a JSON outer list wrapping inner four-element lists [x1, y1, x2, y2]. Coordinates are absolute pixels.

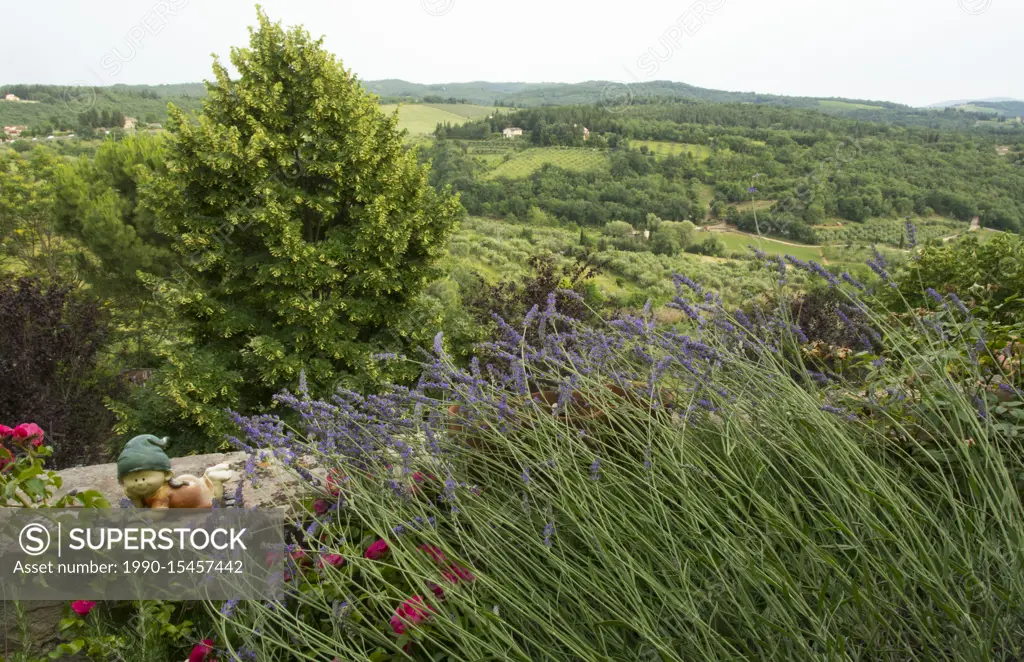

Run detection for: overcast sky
[[1, 0, 1019, 107]]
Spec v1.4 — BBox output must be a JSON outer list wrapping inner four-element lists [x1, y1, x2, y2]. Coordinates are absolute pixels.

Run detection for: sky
[[1, 0, 1020, 107]]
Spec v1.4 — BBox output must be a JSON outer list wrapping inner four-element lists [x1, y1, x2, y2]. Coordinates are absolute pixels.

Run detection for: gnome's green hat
[[117, 435, 171, 480]]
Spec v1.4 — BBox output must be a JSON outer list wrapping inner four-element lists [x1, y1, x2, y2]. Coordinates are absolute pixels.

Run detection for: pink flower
[[389, 595, 433, 635], [313, 499, 329, 515], [12, 423, 44, 448], [0, 425, 13, 437], [318, 553, 345, 569], [70, 600, 96, 616], [419, 544, 446, 564], [326, 470, 344, 496], [289, 548, 311, 566], [188, 639, 215, 662], [364, 538, 390, 560], [447, 562, 476, 583], [427, 582, 445, 600]]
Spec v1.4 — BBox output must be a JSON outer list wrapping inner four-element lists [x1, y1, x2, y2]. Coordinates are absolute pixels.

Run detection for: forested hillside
[[7, 78, 1022, 138], [0, 84, 204, 135], [429, 101, 1024, 236]]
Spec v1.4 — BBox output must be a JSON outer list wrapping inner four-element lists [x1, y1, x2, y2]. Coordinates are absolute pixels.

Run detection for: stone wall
[[1, 452, 314, 658]]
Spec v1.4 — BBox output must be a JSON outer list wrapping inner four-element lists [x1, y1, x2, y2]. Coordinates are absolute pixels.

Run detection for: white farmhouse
[[503, 127, 523, 139]]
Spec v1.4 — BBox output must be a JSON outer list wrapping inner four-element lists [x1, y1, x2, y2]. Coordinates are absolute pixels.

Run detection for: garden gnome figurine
[[117, 434, 234, 508]]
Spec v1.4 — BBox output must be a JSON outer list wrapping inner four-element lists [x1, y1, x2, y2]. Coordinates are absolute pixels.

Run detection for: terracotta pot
[[446, 404, 493, 450]]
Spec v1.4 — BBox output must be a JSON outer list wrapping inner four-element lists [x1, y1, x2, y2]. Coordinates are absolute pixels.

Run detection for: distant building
[[583, 127, 591, 140], [123, 116, 137, 131], [503, 127, 523, 139], [1017, 116, 1023, 124], [3, 125, 27, 138], [3, 93, 19, 102]]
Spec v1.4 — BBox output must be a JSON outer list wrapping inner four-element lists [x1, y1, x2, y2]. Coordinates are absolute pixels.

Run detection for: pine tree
[[53, 134, 175, 365], [132, 9, 462, 446]]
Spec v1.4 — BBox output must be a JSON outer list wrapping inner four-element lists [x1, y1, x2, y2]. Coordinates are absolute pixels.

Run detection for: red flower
[[427, 582, 445, 600], [389, 595, 433, 635], [317, 553, 345, 569], [12, 423, 44, 448], [418, 544, 446, 564], [289, 548, 311, 566], [0, 425, 13, 437], [446, 562, 476, 583], [313, 499, 329, 515], [70, 600, 96, 616], [364, 539, 389, 560], [326, 470, 344, 496], [188, 639, 215, 662]]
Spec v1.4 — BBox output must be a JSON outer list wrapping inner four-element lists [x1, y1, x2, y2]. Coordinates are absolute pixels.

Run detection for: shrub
[[129, 10, 462, 448], [214, 261, 1024, 660], [0, 278, 116, 467]]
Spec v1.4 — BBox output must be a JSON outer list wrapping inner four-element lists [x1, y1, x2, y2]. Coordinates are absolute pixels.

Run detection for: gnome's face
[[121, 470, 172, 499]]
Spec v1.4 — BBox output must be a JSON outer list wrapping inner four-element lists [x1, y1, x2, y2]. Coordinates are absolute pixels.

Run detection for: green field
[[818, 100, 884, 111], [955, 104, 1001, 114], [712, 230, 824, 262], [484, 148, 609, 179], [633, 140, 711, 160], [379, 103, 498, 135], [734, 199, 776, 212]]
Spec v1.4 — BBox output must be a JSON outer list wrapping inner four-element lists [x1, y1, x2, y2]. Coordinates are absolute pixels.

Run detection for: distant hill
[[361, 79, 912, 111], [927, 97, 1021, 108], [4, 79, 1023, 136], [926, 97, 1024, 117], [362, 80, 1021, 130]]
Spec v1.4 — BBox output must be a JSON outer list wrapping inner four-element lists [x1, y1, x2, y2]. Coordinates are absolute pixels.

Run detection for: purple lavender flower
[[673, 275, 704, 296], [925, 288, 944, 305], [904, 219, 917, 249], [220, 599, 239, 619], [821, 404, 856, 421], [543, 521, 555, 548], [433, 332, 445, 356], [784, 254, 809, 271], [947, 293, 971, 318], [748, 186, 758, 194], [871, 247, 887, 269], [973, 394, 987, 420], [590, 457, 601, 481], [866, 253, 893, 286], [807, 261, 841, 288], [841, 272, 865, 290]]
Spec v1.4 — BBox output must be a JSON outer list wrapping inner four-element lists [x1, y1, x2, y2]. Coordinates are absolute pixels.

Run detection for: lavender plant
[[209, 256, 1023, 661]]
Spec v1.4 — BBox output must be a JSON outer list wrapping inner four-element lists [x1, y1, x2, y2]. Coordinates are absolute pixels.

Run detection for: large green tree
[[127, 10, 462, 447], [54, 134, 176, 366], [0, 147, 80, 281]]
